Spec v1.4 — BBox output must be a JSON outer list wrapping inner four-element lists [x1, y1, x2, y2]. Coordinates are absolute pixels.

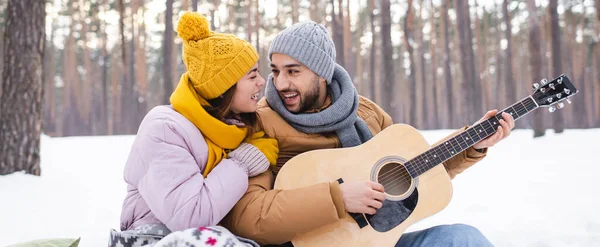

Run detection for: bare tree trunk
[[503, 0, 515, 106], [246, 0, 253, 45], [337, 0, 345, 50], [0, 9, 3, 85], [59, 1, 71, 136], [109, 56, 121, 135], [420, 0, 428, 129], [356, 40, 363, 95], [0, 0, 45, 175], [355, 4, 363, 95], [171, 2, 179, 105], [494, 2, 504, 109], [474, 2, 485, 111], [574, 5, 588, 127], [403, 0, 415, 125], [62, 1, 80, 136], [595, 0, 600, 126], [292, 0, 299, 23], [117, 0, 130, 134], [43, 24, 56, 136], [135, 0, 148, 124], [163, 0, 174, 104], [596, 0, 600, 23], [127, 0, 139, 133], [549, 0, 564, 133], [330, 0, 344, 67], [527, 0, 545, 137], [566, 7, 583, 128], [310, 0, 322, 24], [254, 0, 259, 51], [373, 6, 382, 107], [192, 0, 198, 11], [368, 0, 376, 101], [100, 0, 109, 134], [580, 32, 591, 127], [255, 0, 267, 90], [595, 45, 600, 126], [343, 0, 353, 80], [429, 0, 439, 128], [441, 0, 453, 128], [414, 0, 425, 129], [482, 8, 493, 113], [380, 0, 395, 120], [71, 1, 83, 136], [81, 0, 92, 133], [592, 41, 599, 126], [517, 40, 528, 127], [455, 0, 480, 123]]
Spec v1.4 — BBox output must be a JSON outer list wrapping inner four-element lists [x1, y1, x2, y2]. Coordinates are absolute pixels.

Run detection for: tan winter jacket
[[221, 96, 487, 245]]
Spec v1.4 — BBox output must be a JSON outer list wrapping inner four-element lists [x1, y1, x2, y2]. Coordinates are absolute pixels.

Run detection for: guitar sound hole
[[366, 162, 419, 232], [377, 162, 413, 198]]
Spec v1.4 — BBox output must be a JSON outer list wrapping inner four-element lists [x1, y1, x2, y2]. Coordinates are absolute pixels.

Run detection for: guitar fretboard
[[405, 96, 539, 178]]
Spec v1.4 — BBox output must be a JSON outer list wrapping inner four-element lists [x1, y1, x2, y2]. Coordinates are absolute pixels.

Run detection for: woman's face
[[230, 63, 265, 114]]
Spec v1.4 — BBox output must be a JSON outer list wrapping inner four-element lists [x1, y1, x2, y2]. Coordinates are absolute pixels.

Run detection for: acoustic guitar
[[274, 74, 578, 246]]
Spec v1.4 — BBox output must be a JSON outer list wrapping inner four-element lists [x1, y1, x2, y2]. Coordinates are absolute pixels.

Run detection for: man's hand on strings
[[472, 109, 515, 150]]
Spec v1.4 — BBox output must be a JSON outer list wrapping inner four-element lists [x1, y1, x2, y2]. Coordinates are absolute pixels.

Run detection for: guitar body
[[274, 124, 453, 247], [273, 74, 579, 246]]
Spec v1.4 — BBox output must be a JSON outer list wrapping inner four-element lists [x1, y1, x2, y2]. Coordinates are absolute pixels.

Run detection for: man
[[221, 21, 514, 246]]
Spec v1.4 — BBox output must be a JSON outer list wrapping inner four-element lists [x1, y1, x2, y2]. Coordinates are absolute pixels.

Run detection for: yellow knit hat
[[176, 12, 259, 102]]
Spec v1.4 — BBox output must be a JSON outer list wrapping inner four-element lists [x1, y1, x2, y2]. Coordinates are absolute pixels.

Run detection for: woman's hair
[[205, 84, 257, 138]]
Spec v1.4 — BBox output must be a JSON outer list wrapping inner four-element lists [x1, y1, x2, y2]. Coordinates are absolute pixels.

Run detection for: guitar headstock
[[531, 74, 578, 112]]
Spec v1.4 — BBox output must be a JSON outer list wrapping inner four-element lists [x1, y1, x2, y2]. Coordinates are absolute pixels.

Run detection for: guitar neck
[[405, 96, 539, 178]]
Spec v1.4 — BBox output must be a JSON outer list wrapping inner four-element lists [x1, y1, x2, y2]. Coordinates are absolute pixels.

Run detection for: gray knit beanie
[[269, 21, 336, 83]]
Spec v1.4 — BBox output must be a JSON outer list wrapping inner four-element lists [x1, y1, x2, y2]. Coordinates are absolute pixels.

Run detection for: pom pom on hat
[[177, 12, 211, 41]]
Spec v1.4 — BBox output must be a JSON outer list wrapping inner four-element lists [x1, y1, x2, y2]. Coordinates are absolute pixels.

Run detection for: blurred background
[[20, 0, 600, 138], [0, 0, 598, 174]]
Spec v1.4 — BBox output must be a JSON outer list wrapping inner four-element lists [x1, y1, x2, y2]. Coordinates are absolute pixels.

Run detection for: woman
[[109, 12, 277, 247]]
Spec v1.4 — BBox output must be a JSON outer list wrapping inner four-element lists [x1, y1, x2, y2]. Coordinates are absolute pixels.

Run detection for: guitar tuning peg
[[567, 99, 572, 104], [548, 105, 557, 113], [557, 77, 563, 84], [557, 102, 565, 109], [540, 78, 548, 85], [532, 83, 540, 90]]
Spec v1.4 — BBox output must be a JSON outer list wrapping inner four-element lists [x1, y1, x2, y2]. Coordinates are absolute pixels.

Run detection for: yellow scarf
[[170, 73, 247, 177]]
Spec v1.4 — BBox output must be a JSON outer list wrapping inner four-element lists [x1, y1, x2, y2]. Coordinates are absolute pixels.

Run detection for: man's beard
[[293, 75, 321, 113]]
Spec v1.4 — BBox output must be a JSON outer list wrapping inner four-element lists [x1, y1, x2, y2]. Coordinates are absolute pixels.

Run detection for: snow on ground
[[1, 129, 598, 246]]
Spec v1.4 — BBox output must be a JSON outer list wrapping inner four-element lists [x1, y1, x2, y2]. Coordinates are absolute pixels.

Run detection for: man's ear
[[320, 77, 327, 85]]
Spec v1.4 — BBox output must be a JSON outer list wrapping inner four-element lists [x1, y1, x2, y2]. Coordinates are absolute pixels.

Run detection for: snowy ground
[[0, 129, 598, 246]]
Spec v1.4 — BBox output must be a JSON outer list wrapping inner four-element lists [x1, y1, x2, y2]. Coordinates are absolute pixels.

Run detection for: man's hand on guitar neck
[[472, 109, 516, 150], [339, 181, 386, 215]]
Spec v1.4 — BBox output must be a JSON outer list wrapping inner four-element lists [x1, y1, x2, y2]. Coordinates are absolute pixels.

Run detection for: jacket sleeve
[[137, 119, 249, 231], [432, 126, 488, 179], [221, 169, 346, 245]]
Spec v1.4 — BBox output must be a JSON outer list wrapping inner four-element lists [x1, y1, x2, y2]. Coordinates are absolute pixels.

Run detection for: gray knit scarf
[[265, 64, 373, 147]]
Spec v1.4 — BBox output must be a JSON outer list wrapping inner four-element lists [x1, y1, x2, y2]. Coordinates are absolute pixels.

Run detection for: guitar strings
[[378, 99, 535, 185], [376, 99, 537, 188], [382, 94, 572, 191]]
